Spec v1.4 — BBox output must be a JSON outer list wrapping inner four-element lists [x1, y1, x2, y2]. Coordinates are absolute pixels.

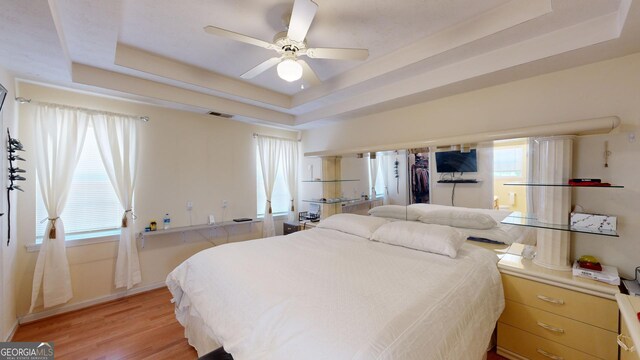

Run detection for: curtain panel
[[280, 140, 299, 223], [30, 103, 142, 311], [92, 114, 141, 289], [30, 104, 89, 311], [257, 136, 282, 237]]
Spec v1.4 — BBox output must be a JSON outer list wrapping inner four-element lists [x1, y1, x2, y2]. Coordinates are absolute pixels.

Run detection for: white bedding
[[166, 228, 504, 360]]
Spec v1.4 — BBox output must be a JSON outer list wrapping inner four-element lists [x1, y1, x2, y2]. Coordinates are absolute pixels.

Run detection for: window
[[493, 147, 524, 177], [368, 159, 385, 197], [36, 128, 122, 241], [256, 147, 290, 216]]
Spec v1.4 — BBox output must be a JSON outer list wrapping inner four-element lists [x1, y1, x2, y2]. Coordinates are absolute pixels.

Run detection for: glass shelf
[[301, 179, 360, 183], [504, 182, 623, 188], [302, 198, 360, 204], [501, 212, 618, 237]]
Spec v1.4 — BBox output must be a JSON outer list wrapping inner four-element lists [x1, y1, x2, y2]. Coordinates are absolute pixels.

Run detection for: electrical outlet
[[222, 200, 228, 208], [186, 201, 193, 211]]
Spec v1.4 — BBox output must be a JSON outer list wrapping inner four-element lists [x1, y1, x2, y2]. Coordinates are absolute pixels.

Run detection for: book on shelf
[[572, 262, 620, 285]]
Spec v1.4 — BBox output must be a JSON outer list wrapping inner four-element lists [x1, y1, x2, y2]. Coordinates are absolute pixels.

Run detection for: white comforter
[[166, 228, 504, 360]]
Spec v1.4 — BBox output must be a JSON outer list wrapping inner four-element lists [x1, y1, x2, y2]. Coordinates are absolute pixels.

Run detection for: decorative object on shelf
[[7, 128, 27, 245], [577, 254, 602, 271], [570, 212, 617, 233]]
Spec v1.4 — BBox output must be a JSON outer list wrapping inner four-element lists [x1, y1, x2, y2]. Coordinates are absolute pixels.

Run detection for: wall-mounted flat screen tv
[[0, 83, 7, 113], [435, 149, 478, 173]]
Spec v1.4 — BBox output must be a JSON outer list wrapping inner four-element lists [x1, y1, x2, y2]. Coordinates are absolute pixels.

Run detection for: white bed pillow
[[371, 221, 466, 258], [410, 203, 511, 222], [316, 213, 388, 239], [417, 209, 497, 230], [368, 205, 420, 221]]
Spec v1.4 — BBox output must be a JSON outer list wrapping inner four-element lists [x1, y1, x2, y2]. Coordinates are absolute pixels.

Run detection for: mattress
[[167, 227, 504, 360]]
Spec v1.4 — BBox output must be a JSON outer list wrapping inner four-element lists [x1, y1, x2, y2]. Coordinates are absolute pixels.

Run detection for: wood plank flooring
[[13, 287, 507, 359], [12, 288, 197, 360]]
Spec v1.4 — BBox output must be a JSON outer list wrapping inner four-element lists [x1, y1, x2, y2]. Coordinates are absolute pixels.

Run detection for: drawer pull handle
[[537, 295, 564, 305], [537, 321, 565, 333], [536, 348, 564, 360], [618, 334, 636, 352]]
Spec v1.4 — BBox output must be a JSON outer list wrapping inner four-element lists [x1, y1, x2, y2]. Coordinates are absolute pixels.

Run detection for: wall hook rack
[[7, 128, 27, 245]]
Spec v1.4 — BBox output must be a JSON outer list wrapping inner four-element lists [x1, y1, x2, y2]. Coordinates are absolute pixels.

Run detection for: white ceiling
[[0, 0, 638, 128]]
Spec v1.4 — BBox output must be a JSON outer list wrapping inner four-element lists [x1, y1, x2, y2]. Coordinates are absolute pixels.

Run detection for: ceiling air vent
[[208, 111, 233, 118]]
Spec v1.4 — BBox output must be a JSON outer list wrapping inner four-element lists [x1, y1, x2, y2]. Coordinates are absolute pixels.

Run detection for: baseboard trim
[[18, 281, 167, 324], [5, 319, 19, 341]]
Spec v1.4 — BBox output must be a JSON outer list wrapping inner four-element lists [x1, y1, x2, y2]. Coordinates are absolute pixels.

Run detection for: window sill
[[256, 213, 289, 220], [26, 229, 120, 253]]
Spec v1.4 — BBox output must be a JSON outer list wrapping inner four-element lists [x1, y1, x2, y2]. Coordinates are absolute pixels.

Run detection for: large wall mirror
[[334, 138, 531, 215]]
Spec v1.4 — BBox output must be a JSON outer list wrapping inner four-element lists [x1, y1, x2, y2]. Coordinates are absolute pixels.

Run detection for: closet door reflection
[[408, 149, 430, 204]]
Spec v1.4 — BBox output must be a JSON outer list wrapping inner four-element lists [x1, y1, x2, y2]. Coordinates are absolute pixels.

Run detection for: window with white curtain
[[256, 147, 290, 216], [35, 128, 122, 241]]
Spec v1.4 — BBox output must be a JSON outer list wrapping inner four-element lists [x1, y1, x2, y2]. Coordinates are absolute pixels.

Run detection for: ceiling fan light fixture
[[277, 58, 303, 82]]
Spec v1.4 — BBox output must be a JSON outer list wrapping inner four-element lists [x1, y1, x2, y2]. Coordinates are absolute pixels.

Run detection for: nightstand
[[283, 221, 317, 235], [497, 243, 620, 360]]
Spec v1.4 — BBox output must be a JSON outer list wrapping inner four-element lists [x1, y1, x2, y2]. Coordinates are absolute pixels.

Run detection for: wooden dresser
[[497, 243, 620, 360]]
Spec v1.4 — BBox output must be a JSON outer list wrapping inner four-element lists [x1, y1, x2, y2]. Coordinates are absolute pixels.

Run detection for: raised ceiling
[[0, 0, 638, 128]]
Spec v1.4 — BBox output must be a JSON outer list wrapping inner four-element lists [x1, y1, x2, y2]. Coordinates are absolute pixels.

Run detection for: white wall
[[15, 82, 298, 318], [302, 52, 640, 278], [0, 67, 18, 340]]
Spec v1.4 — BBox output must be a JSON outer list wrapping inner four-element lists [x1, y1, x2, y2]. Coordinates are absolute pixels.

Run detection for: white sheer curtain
[[380, 154, 389, 204], [526, 138, 539, 215], [281, 139, 299, 223], [92, 114, 141, 289], [369, 154, 379, 198], [257, 135, 282, 237], [30, 104, 89, 312]]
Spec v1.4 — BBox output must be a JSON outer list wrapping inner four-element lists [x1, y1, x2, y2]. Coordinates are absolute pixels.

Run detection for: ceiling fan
[[203, 0, 369, 85]]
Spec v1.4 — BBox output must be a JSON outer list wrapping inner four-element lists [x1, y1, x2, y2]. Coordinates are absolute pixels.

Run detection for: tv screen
[[435, 149, 477, 173]]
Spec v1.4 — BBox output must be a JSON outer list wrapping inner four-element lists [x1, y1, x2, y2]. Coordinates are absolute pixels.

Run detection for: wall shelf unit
[[501, 182, 623, 238], [504, 182, 623, 188], [501, 212, 618, 237], [301, 157, 360, 219], [137, 219, 261, 247], [302, 198, 360, 205]]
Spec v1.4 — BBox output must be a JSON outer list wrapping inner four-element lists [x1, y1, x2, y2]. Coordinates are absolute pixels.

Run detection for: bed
[[167, 214, 505, 360]]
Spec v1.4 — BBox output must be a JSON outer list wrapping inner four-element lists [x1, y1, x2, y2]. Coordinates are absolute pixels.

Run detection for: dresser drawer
[[620, 314, 640, 360], [501, 274, 618, 331], [500, 300, 617, 359], [498, 322, 600, 360]]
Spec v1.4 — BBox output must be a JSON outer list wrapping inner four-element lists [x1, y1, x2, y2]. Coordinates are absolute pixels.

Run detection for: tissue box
[[570, 213, 616, 231]]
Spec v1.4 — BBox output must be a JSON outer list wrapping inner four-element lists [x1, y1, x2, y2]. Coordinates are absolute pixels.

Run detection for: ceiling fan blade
[[287, 0, 318, 42], [298, 59, 321, 86], [305, 47, 369, 61], [241, 57, 281, 79], [204, 26, 275, 50]]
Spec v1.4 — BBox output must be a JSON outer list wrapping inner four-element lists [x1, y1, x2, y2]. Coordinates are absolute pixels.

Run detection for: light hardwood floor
[[12, 288, 197, 360], [13, 287, 507, 359]]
